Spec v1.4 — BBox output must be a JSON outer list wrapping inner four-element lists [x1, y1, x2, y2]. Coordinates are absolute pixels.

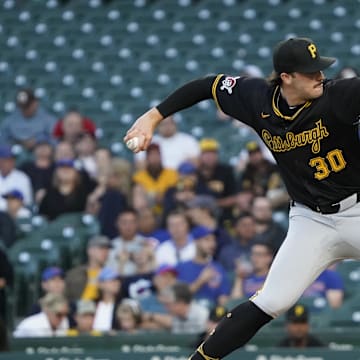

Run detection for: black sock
[[190, 301, 273, 360]]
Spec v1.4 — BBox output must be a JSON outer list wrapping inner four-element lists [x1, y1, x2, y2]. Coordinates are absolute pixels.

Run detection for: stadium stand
[[1, 0, 360, 355]]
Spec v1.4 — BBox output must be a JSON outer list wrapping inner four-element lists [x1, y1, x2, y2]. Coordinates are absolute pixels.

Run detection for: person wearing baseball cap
[[93, 267, 122, 332], [124, 34, 360, 360], [0, 88, 56, 150], [277, 304, 324, 348], [0, 145, 34, 207], [67, 300, 101, 336], [65, 235, 112, 303], [1, 189, 31, 219], [27, 267, 67, 316], [273, 37, 335, 75], [176, 225, 231, 306], [197, 136, 237, 222]]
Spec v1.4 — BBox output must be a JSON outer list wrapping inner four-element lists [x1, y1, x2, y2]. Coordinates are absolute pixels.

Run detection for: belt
[[291, 193, 360, 214]]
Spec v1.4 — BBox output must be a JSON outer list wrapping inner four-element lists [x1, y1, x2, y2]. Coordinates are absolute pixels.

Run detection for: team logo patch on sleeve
[[220, 76, 239, 94]]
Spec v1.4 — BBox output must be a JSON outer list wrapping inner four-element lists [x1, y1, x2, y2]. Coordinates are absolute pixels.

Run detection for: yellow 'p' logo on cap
[[307, 44, 317, 59]]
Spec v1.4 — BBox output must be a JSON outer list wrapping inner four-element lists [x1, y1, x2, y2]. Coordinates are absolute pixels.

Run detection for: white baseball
[[126, 137, 139, 151]]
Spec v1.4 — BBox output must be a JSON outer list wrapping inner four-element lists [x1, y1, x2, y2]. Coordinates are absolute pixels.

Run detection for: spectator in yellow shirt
[[133, 143, 178, 216]]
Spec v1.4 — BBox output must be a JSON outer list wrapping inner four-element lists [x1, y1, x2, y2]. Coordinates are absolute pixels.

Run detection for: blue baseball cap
[[155, 264, 178, 277], [42, 267, 64, 281], [56, 158, 75, 168], [192, 225, 214, 240], [2, 189, 24, 201], [0, 145, 14, 159], [178, 161, 196, 175], [98, 267, 120, 282]]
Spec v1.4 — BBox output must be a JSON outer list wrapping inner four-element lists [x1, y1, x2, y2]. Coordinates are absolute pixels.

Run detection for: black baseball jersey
[[212, 75, 360, 208]]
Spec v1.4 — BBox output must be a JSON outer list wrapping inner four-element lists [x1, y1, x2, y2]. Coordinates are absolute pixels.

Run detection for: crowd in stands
[[0, 85, 349, 347]]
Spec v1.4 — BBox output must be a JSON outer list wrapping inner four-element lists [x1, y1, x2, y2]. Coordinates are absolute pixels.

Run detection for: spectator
[[0, 248, 13, 320], [277, 304, 325, 348], [109, 158, 132, 200], [67, 300, 100, 336], [252, 196, 287, 252], [29, 267, 66, 315], [231, 242, 274, 299], [0, 145, 33, 207], [20, 140, 55, 203], [93, 268, 122, 332], [133, 143, 178, 216], [54, 141, 75, 162], [38, 159, 97, 220], [0, 88, 56, 150], [106, 208, 152, 276], [176, 226, 231, 306], [230, 189, 254, 221], [162, 162, 211, 222], [94, 147, 112, 185], [75, 132, 98, 179], [218, 213, 257, 273], [302, 268, 344, 309], [0, 211, 17, 248], [137, 207, 170, 245], [65, 235, 112, 302], [138, 264, 178, 313], [197, 138, 237, 222], [86, 163, 128, 239], [185, 195, 232, 259], [0, 190, 31, 219], [238, 141, 283, 198], [156, 210, 195, 266], [115, 298, 143, 333], [134, 115, 200, 170], [142, 282, 209, 334], [13, 293, 69, 337], [53, 110, 96, 145]]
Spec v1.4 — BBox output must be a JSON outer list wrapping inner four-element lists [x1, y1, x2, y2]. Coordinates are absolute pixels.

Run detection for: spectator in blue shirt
[[302, 267, 344, 309], [218, 212, 257, 273], [176, 226, 231, 306], [230, 242, 274, 300], [0, 89, 56, 150]]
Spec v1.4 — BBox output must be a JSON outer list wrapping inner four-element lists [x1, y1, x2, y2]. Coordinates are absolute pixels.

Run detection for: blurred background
[[0, 0, 360, 359]]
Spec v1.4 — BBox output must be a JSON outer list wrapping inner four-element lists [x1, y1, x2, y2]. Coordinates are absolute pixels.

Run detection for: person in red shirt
[[53, 110, 96, 144]]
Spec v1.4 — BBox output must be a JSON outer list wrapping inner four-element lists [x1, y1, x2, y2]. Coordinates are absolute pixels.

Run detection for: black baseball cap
[[273, 37, 336, 74], [209, 305, 228, 322], [286, 304, 309, 323]]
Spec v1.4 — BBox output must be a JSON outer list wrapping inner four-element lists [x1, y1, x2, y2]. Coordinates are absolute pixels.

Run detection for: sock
[[189, 301, 273, 360]]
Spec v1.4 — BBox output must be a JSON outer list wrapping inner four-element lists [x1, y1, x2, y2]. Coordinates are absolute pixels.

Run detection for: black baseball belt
[[291, 192, 360, 214]]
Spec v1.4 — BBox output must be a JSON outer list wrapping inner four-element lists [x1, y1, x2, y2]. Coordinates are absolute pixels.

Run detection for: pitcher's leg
[[334, 203, 360, 259], [189, 301, 272, 360], [189, 207, 340, 360], [252, 208, 340, 317]]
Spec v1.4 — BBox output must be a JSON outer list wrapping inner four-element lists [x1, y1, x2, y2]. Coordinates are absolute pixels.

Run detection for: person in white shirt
[[13, 293, 69, 337], [106, 208, 151, 276], [156, 210, 195, 266], [92, 267, 121, 332], [135, 115, 200, 170], [0, 146, 33, 207], [142, 282, 209, 334]]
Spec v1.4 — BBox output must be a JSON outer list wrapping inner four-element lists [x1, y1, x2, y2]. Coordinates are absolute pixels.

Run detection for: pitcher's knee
[[251, 293, 296, 318]]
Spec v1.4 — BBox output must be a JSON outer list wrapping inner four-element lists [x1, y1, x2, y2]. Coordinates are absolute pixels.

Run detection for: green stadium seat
[[7, 246, 41, 317], [336, 260, 360, 297]]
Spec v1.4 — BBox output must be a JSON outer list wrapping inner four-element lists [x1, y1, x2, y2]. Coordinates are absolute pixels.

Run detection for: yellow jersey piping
[[211, 74, 224, 111], [272, 85, 312, 121]]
